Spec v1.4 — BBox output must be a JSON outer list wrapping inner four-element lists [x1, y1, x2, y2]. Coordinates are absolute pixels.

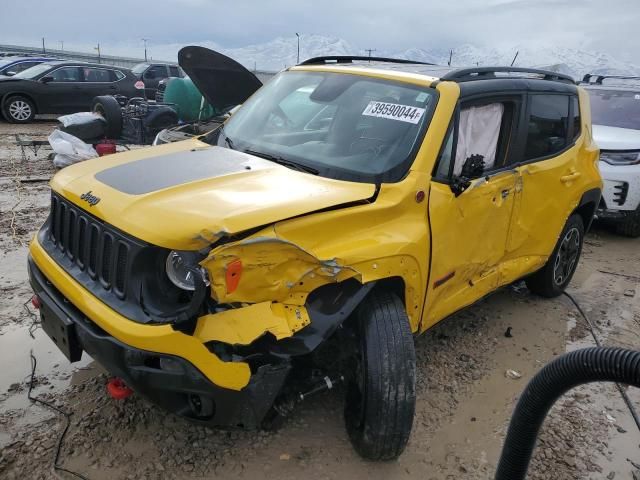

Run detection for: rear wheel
[[2, 95, 35, 123], [615, 206, 640, 238], [525, 214, 584, 297], [344, 289, 416, 461]]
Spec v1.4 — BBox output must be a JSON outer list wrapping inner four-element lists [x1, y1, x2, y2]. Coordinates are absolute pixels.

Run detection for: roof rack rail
[[442, 66, 575, 84], [299, 55, 433, 66], [582, 74, 640, 85]]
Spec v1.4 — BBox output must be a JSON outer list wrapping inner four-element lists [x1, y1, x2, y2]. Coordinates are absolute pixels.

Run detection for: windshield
[[132, 63, 150, 74], [588, 88, 640, 130], [13, 63, 52, 79], [0, 59, 16, 68], [211, 70, 437, 183]]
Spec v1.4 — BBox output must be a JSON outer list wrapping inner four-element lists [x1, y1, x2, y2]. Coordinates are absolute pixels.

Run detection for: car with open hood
[[581, 74, 640, 237], [28, 58, 601, 460]]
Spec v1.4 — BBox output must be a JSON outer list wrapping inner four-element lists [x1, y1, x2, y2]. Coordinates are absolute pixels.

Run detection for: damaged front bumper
[[28, 237, 370, 427], [28, 253, 290, 427]]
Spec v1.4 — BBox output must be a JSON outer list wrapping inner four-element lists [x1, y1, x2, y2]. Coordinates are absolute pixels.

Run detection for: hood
[[50, 140, 376, 250], [593, 124, 640, 150], [177, 46, 263, 112]]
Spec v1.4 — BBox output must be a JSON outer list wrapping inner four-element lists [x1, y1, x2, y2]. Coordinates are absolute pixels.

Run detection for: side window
[[50, 67, 81, 82], [112, 70, 125, 81], [83, 68, 112, 82], [169, 66, 180, 77], [571, 96, 581, 141], [523, 94, 569, 161]]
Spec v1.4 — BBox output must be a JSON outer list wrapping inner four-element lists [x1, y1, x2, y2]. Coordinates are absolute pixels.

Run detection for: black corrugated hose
[[495, 347, 640, 480]]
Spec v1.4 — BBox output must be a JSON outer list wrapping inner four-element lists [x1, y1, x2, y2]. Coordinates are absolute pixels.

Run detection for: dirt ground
[[0, 121, 638, 480]]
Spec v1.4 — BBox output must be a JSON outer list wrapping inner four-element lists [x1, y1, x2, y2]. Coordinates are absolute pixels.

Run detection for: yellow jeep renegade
[[29, 55, 601, 460]]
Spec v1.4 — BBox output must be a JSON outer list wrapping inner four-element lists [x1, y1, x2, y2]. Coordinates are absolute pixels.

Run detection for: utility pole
[[510, 51, 519, 67], [448, 49, 453, 66], [42, 37, 45, 54], [365, 48, 376, 61], [295, 33, 300, 64], [59, 40, 64, 51], [142, 38, 149, 62], [95, 43, 101, 64]]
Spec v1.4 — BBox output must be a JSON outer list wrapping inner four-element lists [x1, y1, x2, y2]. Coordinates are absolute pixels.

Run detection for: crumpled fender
[[201, 226, 360, 305]]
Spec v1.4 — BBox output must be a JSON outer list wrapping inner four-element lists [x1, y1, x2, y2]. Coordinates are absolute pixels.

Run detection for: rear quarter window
[[524, 94, 570, 161]]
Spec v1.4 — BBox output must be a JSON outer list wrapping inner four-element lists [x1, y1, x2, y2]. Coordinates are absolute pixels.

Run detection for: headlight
[[600, 150, 640, 165], [165, 251, 209, 291]]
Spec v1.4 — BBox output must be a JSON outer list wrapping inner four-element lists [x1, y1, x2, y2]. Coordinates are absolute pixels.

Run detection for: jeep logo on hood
[[80, 191, 101, 207]]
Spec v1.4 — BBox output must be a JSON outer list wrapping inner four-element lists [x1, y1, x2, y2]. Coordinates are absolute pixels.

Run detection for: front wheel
[[2, 95, 36, 123], [344, 290, 416, 461], [525, 214, 585, 297]]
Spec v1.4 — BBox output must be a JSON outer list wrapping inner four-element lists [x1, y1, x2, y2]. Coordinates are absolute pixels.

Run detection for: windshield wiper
[[224, 135, 235, 150], [244, 149, 319, 175]]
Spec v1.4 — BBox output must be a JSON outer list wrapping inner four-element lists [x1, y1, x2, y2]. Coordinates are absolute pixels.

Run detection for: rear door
[[503, 93, 582, 281], [424, 94, 524, 328], [79, 67, 120, 106]]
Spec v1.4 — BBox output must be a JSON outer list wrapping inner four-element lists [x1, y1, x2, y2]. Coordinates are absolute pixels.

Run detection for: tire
[[615, 207, 640, 238], [2, 95, 35, 123], [344, 289, 416, 461], [92, 95, 123, 138], [143, 107, 178, 129], [525, 214, 585, 298]]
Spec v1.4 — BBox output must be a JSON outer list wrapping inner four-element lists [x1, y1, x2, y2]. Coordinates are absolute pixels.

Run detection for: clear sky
[[1, 0, 637, 63]]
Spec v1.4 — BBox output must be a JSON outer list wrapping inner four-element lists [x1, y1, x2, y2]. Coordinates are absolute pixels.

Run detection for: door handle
[[501, 189, 510, 199], [560, 171, 581, 183]]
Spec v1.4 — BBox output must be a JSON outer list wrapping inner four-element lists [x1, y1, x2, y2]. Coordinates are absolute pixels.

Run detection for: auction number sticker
[[362, 101, 425, 124]]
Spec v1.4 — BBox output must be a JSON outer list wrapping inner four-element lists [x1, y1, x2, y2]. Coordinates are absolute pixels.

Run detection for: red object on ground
[[107, 378, 134, 400], [95, 142, 117, 157], [31, 294, 41, 309]]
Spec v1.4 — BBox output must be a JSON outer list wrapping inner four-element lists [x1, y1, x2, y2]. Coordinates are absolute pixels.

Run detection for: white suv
[[583, 75, 640, 237]]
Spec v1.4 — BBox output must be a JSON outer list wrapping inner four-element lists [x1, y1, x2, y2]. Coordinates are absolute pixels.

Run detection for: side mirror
[[5, 71, 16, 76], [450, 154, 486, 197], [40, 76, 54, 83]]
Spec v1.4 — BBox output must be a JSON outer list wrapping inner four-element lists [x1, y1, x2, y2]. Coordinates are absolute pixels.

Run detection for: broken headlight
[[600, 150, 640, 166], [165, 251, 210, 291]]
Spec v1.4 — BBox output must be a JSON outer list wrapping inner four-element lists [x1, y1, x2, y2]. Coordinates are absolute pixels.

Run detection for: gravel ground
[[0, 121, 639, 479]]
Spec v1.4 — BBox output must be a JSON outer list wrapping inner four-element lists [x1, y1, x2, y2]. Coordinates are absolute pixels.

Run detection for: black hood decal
[[95, 147, 267, 195], [178, 46, 263, 113]]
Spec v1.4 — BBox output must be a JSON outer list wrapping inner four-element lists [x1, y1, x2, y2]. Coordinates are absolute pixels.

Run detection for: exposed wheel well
[[572, 201, 597, 232], [1, 92, 39, 113], [374, 276, 406, 305]]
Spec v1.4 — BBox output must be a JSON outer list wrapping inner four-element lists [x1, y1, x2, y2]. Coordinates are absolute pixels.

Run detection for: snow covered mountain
[[224, 36, 640, 79], [103, 34, 640, 79]]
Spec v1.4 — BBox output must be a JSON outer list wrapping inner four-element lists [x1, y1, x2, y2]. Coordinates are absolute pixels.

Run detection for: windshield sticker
[[635, 94, 640, 100], [416, 92, 429, 102], [362, 101, 425, 124]]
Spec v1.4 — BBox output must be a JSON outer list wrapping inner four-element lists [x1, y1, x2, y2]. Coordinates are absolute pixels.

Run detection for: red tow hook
[[107, 378, 134, 400], [31, 294, 42, 309]]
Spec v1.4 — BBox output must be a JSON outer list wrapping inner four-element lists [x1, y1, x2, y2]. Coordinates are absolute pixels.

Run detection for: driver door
[[39, 66, 85, 113], [423, 95, 523, 329]]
